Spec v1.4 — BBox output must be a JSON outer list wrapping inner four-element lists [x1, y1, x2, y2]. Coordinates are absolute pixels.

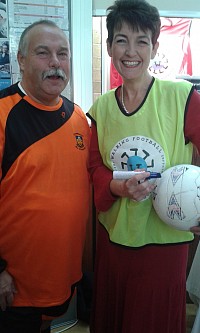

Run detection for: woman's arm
[[88, 123, 118, 212], [185, 88, 200, 152], [185, 88, 200, 235]]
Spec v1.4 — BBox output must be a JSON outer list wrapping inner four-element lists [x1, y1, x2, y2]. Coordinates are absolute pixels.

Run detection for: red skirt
[[90, 223, 188, 333]]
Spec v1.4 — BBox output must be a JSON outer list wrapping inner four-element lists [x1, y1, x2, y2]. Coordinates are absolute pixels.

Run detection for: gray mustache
[[42, 69, 67, 80]]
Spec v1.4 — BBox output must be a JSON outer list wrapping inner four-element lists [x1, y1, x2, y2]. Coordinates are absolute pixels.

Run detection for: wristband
[[0, 258, 7, 273]]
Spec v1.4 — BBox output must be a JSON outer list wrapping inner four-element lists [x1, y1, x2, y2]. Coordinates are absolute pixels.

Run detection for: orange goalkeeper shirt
[[0, 83, 90, 307]]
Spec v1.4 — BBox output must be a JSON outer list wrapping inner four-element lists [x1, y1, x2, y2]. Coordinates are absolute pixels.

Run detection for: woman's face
[[107, 22, 158, 82]]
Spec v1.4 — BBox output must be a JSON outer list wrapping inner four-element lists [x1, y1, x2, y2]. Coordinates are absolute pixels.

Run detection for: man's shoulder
[[0, 83, 19, 100], [61, 95, 87, 119]]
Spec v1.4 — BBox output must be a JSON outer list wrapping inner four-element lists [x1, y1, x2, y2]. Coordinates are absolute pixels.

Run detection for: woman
[[87, 1, 200, 332]]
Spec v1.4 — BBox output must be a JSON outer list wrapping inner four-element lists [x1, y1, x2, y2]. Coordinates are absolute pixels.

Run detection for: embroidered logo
[[74, 133, 85, 150]]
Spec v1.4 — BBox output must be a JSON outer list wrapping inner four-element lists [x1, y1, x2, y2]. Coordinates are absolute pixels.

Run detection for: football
[[152, 164, 200, 231]]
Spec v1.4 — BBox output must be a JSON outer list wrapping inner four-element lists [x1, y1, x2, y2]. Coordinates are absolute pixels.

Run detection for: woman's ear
[[107, 39, 112, 57], [151, 41, 159, 60]]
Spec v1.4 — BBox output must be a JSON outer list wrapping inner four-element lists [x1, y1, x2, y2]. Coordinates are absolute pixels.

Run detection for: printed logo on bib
[[110, 135, 166, 173]]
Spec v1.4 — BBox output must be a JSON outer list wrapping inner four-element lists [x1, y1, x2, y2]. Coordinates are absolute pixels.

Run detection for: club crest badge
[[74, 133, 85, 150]]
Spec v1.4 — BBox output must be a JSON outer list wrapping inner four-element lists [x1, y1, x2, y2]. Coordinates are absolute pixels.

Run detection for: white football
[[152, 164, 200, 231]]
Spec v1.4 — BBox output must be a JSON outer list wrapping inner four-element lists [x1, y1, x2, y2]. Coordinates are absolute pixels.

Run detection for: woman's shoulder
[[90, 88, 118, 111], [154, 77, 193, 90]]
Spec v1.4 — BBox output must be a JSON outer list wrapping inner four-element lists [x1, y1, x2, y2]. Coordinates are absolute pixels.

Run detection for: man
[[0, 20, 90, 333]]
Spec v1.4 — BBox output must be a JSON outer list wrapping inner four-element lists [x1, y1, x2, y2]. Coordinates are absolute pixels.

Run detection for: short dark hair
[[106, 0, 161, 46], [18, 20, 61, 56]]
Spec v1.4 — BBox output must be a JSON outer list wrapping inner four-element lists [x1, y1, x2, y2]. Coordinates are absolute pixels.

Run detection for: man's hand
[[0, 270, 17, 311]]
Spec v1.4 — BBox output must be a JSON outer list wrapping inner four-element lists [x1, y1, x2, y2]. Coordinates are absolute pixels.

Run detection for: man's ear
[[17, 51, 25, 72], [151, 41, 159, 60]]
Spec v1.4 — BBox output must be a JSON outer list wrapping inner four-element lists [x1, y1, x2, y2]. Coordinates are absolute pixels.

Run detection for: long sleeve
[[88, 122, 118, 212], [185, 89, 200, 153]]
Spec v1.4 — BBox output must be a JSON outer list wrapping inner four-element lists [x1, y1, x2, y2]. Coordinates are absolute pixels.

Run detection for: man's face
[[18, 25, 71, 106]]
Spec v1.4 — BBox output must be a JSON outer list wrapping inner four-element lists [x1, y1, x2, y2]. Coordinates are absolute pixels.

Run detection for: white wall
[[93, 0, 200, 17], [71, 0, 93, 113]]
